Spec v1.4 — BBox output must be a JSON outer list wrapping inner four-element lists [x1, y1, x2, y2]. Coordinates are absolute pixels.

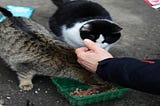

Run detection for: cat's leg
[[17, 71, 35, 90], [11, 62, 36, 90]]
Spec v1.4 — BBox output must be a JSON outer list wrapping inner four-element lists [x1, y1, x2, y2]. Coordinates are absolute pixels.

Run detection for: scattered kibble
[[34, 91, 38, 94], [45, 91, 48, 93], [19, 89, 23, 92], [6, 97, 11, 100], [37, 88, 40, 91], [7, 80, 13, 83]]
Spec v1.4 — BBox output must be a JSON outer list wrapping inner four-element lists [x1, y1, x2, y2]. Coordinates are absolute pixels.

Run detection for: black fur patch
[[49, 0, 122, 45]]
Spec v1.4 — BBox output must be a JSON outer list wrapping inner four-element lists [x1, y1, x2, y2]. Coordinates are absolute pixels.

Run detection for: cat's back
[[0, 17, 52, 63], [0, 17, 75, 71], [52, 1, 111, 25]]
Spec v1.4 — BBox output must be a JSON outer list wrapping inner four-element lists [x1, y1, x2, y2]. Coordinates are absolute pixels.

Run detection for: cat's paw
[[19, 81, 33, 90]]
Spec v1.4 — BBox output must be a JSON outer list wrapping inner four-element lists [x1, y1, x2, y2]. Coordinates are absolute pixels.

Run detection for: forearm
[[96, 57, 160, 95]]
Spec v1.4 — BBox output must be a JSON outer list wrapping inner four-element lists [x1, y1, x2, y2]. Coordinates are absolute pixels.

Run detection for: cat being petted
[[0, 7, 104, 91], [49, 0, 122, 50]]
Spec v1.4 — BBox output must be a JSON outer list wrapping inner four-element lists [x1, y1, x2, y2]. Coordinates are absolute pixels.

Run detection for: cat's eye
[[80, 31, 96, 41], [103, 33, 121, 44], [88, 34, 96, 40], [102, 40, 107, 43]]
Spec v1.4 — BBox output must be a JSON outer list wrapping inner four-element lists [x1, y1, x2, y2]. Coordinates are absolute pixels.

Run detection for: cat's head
[[62, 19, 122, 50], [80, 20, 122, 50]]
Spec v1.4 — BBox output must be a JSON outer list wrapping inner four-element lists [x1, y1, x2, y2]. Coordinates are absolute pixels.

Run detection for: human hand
[[75, 39, 113, 73]]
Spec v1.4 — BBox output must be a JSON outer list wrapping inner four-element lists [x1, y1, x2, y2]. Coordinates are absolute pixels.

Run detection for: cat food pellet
[[107, 87, 118, 91]]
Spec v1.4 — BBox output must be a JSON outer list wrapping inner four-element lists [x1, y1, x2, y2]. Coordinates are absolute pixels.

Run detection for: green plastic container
[[52, 77, 130, 106]]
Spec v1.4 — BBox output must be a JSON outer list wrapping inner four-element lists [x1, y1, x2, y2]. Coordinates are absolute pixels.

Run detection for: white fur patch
[[96, 34, 111, 51], [62, 22, 86, 48]]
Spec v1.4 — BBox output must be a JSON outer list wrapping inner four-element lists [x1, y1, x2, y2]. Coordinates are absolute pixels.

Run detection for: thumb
[[83, 39, 100, 51]]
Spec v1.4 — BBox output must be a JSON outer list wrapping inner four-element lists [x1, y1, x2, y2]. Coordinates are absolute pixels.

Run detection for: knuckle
[[77, 59, 82, 64], [75, 49, 79, 54]]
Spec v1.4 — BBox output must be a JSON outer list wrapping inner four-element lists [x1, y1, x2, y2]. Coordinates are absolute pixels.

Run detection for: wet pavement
[[0, 0, 160, 106]]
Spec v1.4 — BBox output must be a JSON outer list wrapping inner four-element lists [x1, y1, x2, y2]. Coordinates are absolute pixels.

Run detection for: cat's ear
[[51, 0, 71, 7], [108, 22, 122, 33]]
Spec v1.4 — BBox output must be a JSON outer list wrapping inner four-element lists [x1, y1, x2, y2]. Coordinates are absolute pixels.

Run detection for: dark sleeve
[[96, 57, 160, 95]]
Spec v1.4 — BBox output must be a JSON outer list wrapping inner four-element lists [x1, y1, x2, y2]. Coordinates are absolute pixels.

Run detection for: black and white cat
[[49, 0, 122, 50]]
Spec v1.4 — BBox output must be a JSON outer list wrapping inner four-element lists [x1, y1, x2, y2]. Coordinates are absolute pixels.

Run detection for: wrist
[[96, 58, 116, 81]]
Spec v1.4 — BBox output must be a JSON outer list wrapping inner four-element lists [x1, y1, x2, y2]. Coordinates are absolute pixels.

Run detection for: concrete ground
[[0, 0, 160, 106]]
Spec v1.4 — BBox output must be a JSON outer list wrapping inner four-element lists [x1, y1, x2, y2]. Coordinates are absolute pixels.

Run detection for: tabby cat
[[0, 7, 103, 90]]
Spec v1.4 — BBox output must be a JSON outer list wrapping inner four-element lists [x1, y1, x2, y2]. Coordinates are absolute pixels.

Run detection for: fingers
[[75, 47, 88, 54], [83, 39, 100, 51]]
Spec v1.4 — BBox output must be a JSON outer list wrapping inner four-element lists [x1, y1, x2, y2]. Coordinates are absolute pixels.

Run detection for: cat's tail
[[0, 7, 13, 17], [51, 0, 70, 7]]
